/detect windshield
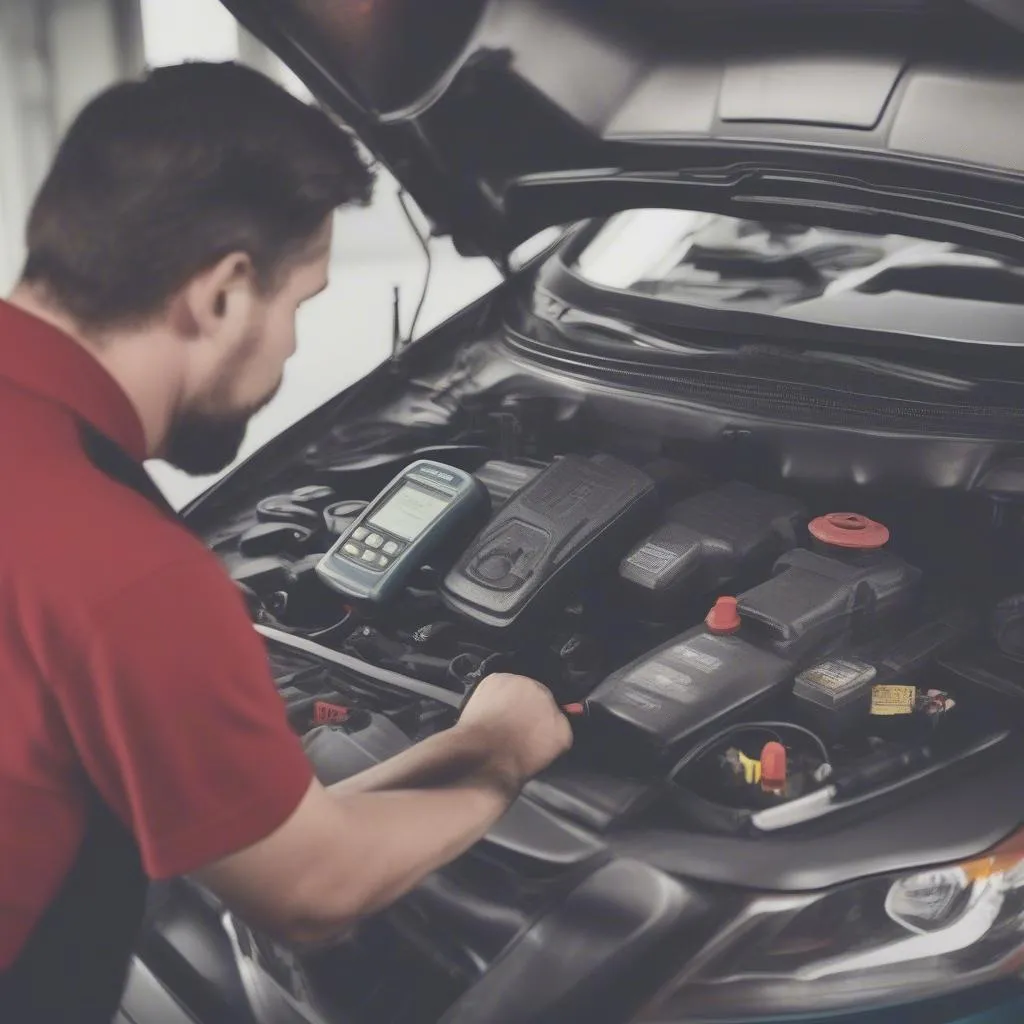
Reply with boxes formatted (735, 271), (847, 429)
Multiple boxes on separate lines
(568, 210), (1024, 346)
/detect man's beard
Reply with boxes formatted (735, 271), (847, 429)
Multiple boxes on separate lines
(164, 380), (281, 476)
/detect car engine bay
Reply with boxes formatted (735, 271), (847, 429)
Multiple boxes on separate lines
(170, 326), (1024, 1024)
(204, 422), (1024, 842)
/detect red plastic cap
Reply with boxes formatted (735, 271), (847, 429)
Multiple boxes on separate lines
(761, 741), (788, 788)
(562, 702), (587, 717)
(809, 513), (890, 550)
(314, 701), (350, 725)
(706, 596), (741, 635)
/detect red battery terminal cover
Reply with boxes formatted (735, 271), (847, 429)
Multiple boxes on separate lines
(706, 596), (741, 635)
(809, 513), (890, 550)
(760, 741), (788, 792)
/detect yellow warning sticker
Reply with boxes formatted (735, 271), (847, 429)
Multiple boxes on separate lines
(871, 684), (917, 716)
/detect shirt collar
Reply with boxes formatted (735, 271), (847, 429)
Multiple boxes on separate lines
(0, 299), (148, 462)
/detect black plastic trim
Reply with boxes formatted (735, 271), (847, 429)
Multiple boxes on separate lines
(439, 859), (712, 1024)
(610, 745), (1024, 891)
(117, 959), (204, 1024)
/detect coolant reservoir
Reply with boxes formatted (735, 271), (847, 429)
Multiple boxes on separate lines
(737, 512), (919, 659)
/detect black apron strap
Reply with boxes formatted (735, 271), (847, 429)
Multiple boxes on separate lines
(0, 789), (148, 1023)
(0, 426), (186, 1023)
(79, 423), (183, 521)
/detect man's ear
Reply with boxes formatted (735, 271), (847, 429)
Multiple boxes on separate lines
(171, 252), (257, 344)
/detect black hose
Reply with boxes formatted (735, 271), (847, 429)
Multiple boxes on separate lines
(255, 625), (463, 709)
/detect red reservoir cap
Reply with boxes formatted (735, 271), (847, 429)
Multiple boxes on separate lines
(809, 513), (890, 550)
(761, 741), (788, 789)
(706, 596), (741, 635)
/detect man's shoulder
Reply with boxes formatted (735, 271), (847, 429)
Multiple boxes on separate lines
(6, 450), (226, 613)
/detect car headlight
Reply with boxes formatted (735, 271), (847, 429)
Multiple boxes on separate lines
(636, 830), (1024, 1021)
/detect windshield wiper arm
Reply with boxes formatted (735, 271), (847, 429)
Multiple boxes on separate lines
(549, 308), (970, 387)
(795, 349), (973, 390)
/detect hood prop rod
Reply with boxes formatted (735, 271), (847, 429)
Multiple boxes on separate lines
(393, 187), (434, 361)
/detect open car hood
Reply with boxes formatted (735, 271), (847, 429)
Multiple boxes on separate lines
(219, 0), (1024, 262)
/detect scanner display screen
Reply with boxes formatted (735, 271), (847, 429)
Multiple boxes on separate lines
(368, 485), (449, 542)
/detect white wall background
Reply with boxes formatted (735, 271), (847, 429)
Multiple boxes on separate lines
(0, 0), (143, 289)
(139, 0), (239, 65)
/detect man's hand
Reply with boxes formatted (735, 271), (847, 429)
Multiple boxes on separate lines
(456, 673), (574, 790)
(194, 673), (572, 947)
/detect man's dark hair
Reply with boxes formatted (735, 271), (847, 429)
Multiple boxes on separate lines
(22, 61), (375, 330)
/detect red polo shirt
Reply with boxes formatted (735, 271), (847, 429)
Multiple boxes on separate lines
(0, 300), (313, 968)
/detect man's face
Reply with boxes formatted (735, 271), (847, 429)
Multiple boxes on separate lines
(165, 222), (333, 475)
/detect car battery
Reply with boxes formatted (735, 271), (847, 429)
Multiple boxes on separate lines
(619, 482), (805, 609)
(587, 625), (795, 761)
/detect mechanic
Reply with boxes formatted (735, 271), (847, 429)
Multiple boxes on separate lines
(0, 62), (572, 1023)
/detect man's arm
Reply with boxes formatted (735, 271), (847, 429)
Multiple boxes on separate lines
(58, 550), (570, 950)
(195, 723), (511, 945)
(327, 730), (500, 797)
(328, 718), (513, 799)
(194, 674), (571, 946)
